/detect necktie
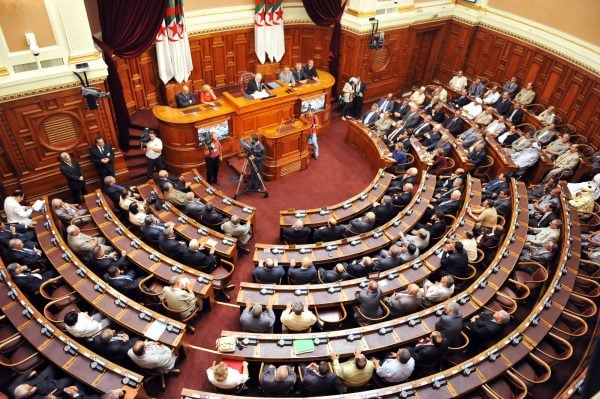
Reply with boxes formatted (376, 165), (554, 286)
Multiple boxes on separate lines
(380, 100), (388, 112)
(389, 129), (402, 142)
(509, 110), (517, 120)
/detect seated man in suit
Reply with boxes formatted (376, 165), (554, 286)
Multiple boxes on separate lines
(519, 240), (558, 263)
(372, 195), (396, 223)
(162, 275), (202, 318)
(158, 227), (187, 261)
(372, 348), (415, 385)
(331, 348), (375, 391)
(291, 62), (307, 83)
(467, 143), (488, 167)
(435, 168), (466, 192)
(66, 225), (112, 258)
(384, 283), (422, 317)
(392, 183), (414, 209)
(502, 76), (519, 98)
(246, 72), (266, 95)
(104, 265), (143, 300)
(439, 241), (469, 278)
(477, 224), (504, 263)
(157, 169), (191, 192)
(344, 256), (374, 278)
(493, 189), (511, 217)
(320, 263), (351, 283)
(376, 93), (396, 113)
(253, 257), (286, 284)
(373, 244), (404, 272)
(514, 82), (536, 105)
(128, 339), (179, 373)
(51, 198), (91, 226)
(354, 280), (384, 323)
(300, 361), (337, 395)
(91, 328), (136, 360)
(388, 167), (418, 193)
(88, 245), (129, 276)
(421, 190), (461, 223)
(6, 238), (47, 269)
(482, 172), (510, 200)
(417, 210), (448, 240)
(393, 98), (410, 120)
(222, 215), (252, 253)
(526, 219), (562, 247)
(533, 123), (558, 145)
(176, 85), (197, 108)
(543, 144), (581, 182)
(6, 262), (55, 300)
(288, 256), (317, 284)
(313, 217), (345, 242)
(303, 59), (319, 80)
(281, 219), (312, 243)
(362, 103), (381, 127)
(278, 65), (296, 86)
(465, 310), (510, 351)
(402, 104), (422, 129)
(374, 112), (394, 136)
(0, 220), (36, 250)
(343, 211), (376, 236)
(200, 203), (227, 228)
(530, 202), (560, 228)
(183, 192), (205, 221)
(399, 229), (430, 251)
(141, 215), (172, 244)
(103, 175), (140, 207)
(444, 109), (464, 135)
(506, 102), (524, 125)
(240, 298), (276, 333)
(260, 364), (297, 396)
(9, 365), (74, 399)
(435, 302), (463, 347)
(280, 300), (317, 332)
(182, 239), (217, 273)
(410, 330), (448, 368)
(421, 275), (455, 306)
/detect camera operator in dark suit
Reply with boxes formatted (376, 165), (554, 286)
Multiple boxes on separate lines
(247, 134), (265, 191)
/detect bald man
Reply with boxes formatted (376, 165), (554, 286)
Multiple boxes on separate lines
(246, 72), (266, 95)
(176, 85), (197, 108)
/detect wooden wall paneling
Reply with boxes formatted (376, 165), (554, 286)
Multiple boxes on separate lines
(0, 83), (129, 198)
(139, 47), (162, 108)
(435, 21), (475, 84)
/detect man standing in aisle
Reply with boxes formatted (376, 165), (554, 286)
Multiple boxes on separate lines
(59, 152), (87, 204)
(352, 76), (366, 118)
(89, 137), (115, 185)
(144, 130), (163, 180)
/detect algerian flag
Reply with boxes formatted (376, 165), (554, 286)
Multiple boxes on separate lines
(270, 0), (285, 62)
(254, 0), (267, 64)
(155, 0), (193, 84)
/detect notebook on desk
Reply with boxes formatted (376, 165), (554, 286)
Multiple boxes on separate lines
(293, 338), (315, 355)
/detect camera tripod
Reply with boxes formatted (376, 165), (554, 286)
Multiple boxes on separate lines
(234, 155), (269, 199)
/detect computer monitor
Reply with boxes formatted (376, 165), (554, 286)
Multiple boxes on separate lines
(197, 119), (230, 143)
(301, 94), (326, 113)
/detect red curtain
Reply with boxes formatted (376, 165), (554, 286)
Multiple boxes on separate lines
(301, 0), (347, 88)
(95, 0), (168, 150)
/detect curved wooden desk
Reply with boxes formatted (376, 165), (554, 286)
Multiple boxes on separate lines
(153, 70), (335, 174)
(346, 120), (394, 170)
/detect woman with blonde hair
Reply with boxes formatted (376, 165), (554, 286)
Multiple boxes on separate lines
(200, 83), (217, 105)
(207, 360), (250, 390)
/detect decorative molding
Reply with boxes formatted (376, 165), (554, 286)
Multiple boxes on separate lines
(346, 8), (377, 18)
(68, 50), (102, 65)
(0, 76), (105, 102)
(0, 66), (8, 76)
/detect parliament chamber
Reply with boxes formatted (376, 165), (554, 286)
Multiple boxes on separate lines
(0, 0), (599, 398)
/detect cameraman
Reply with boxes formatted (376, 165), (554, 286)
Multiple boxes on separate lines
(205, 131), (222, 185)
(248, 134), (265, 191)
(144, 130), (164, 180)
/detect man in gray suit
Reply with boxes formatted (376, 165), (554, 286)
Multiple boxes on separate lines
(260, 364), (297, 396)
(240, 298), (276, 333)
(354, 280), (384, 323)
(344, 211), (376, 236)
(384, 284), (421, 316)
(183, 192), (205, 221)
(434, 302), (463, 347)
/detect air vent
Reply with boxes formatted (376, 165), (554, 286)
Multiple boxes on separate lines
(41, 58), (64, 68)
(43, 114), (78, 145)
(376, 9), (386, 15)
(13, 62), (39, 73)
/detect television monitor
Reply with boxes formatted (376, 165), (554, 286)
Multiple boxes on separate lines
(301, 94), (326, 113)
(197, 119), (230, 143)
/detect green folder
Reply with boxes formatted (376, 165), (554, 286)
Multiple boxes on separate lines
(293, 338), (315, 355)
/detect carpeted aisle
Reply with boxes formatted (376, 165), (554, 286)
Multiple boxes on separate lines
(154, 114), (378, 397)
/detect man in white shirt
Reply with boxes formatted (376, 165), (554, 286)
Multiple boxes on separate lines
(144, 131), (164, 179)
(449, 70), (468, 92)
(462, 98), (483, 120)
(4, 190), (33, 227)
(128, 340), (178, 373)
(485, 115), (507, 137)
(64, 311), (108, 339)
(372, 348), (415, 384)
(460, 231), (478, 262)
(482, 86), (500, 105)
(422, 275), (455, 306)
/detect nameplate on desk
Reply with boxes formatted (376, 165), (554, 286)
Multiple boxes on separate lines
(373, 230), (383, 239)
(432, 375), (447, 389)
(378, 325), (393, 335)
(241, 337), (258, 346)
(197, 275), (211, 284)
(435, 306), (445, 316)
(319, 209), (330, 216)
(327, 285), (341, 294)
(372, 183), (379, 190)
(342, 203), (352, 209)
(206, 187), (214, 195)
(325, 244), (338, 251)
(393, 219), (402, 227)
(193, 175), (201, 183)
(41, 324), (55, 338)
(458, 294), (470, 304)
(461, 362), (475, 375)
(122, 374), (141, 388)
(487, 348), (499, 361)
(277, 338), (293, 347)
(90, 358), (107, 372)
(387, 271), (399, 280)
(350, 239), (361, 246)
(115, 226), (124, 235)
(114, 297), (128, 308)
(259, 287), (275, 295)
(177, 216), (188, 224)
(407, 316), (420, 327)
(171, 264), (184, 273)
(508, 332), (522, 345)
(270, 248), (285, 255)
(181, 107), (201, 114)
(242, 207), (254, 214)
(222, 238), (235, 246)
(64, 341), (79, 355)
(399, 386), (415, 399)
(346, 333), (361, 342)
(294, 288), (308, 296)
(222, 198), (232, 206)
(197, 228), (209, 236)
(359, 193), (368, 201)
(298, 247), (311, 254)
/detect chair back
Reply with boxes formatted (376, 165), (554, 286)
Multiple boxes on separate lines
(315, 303), (347, 330)
(354, 300), (390, 326)
(239, 72), (255, 94)
(213, 259), (236, 300)
(473, 156), (494, 179)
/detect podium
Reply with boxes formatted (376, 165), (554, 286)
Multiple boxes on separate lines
(259, 117), (312, 181)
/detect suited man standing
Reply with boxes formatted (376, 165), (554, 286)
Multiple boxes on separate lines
(352, 76), (366, 117)
(246, 72), (266, 95)
(176, 85), (197, 108)
(59, 152), (87, 204)
(89, 137), (115, 184)
(435, 302), (463, 347)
